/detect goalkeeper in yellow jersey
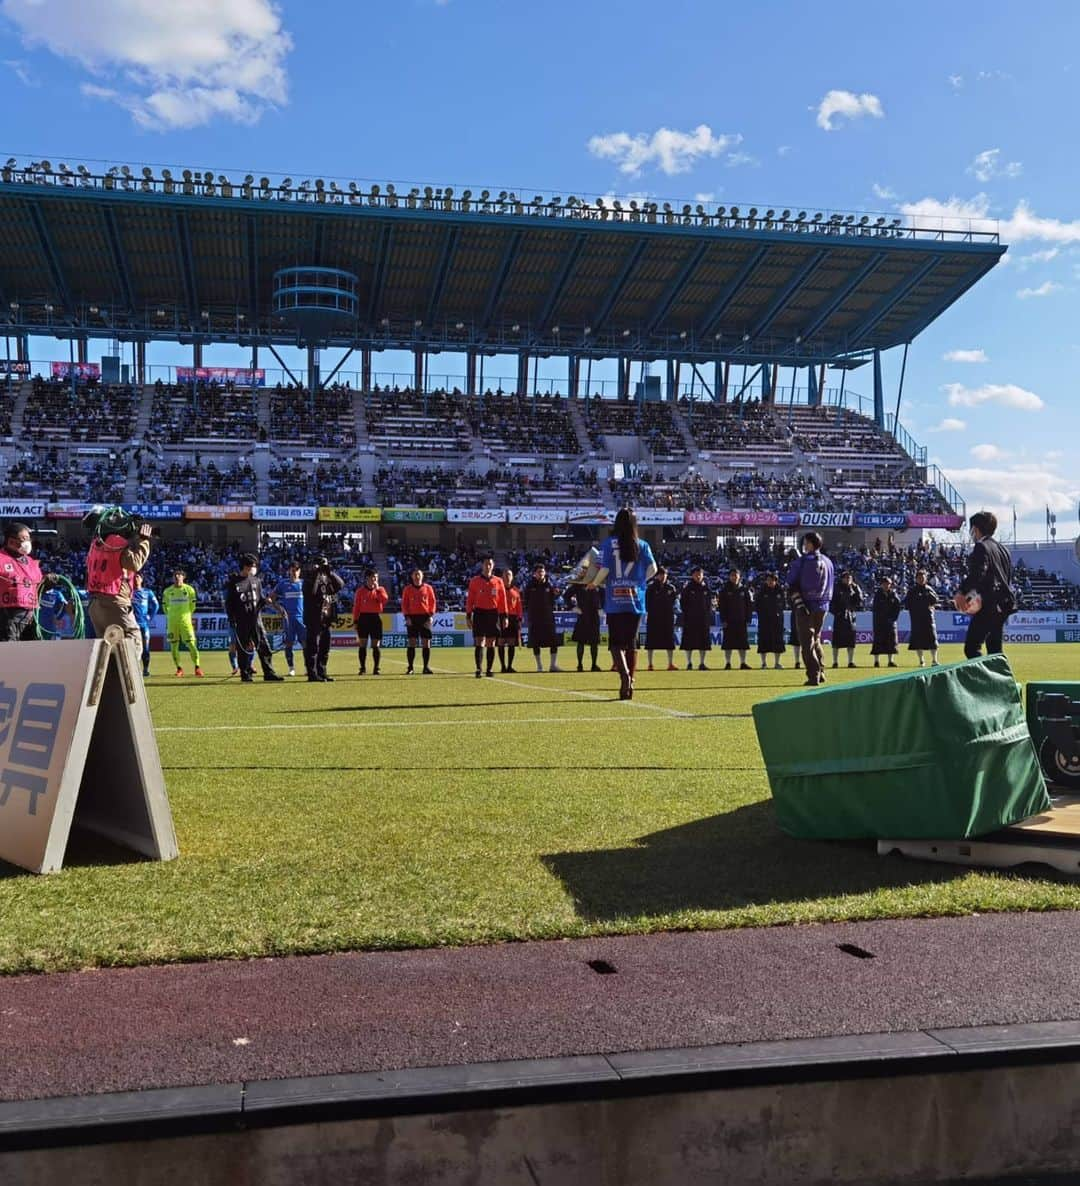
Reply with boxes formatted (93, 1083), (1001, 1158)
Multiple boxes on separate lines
(162, 568), (203, 677)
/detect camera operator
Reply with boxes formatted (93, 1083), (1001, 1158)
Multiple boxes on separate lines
(226, 553), (283, 683)
(303, 555), (344, 682)
(84, 512), (154, 644)
(0, 521), (50, 641)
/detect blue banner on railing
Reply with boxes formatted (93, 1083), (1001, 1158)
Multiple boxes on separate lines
(854, 513), (908, 530)
(129, 503), (186, 520)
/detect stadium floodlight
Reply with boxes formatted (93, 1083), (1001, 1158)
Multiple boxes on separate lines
(279, 178), (292, 200)
(329, 181), (344, 203)
(461, 189), (472, 211)
(88, 305), (99, 315)
(414, 319), (423, 328)
(859, 215), (869, 226)
(44, 303), (54, 313)
(583, 325), (591, 335)
(218, 174), (234, 198)
(794, 334), (802, 344)
(551, 325), (560, 335)
(380, 317), (390, 327)
(715, 206), (726, 220)
(679, 330), (688, 340)
(764, 209), (775, 224)
(622, 328), (631, 337)
(161, 168), (174, 194)
(811, 212), (823, 224)
(781, 209), (791, 221)
(297, 179), (310, 200)
(9, 301), (18, 310)
(2, 158), (14, 184)
(714, 331), (721, 340)
(729, 206), (739, 219)
(57, 163), (72, 185)
(890, 217), (902, 228)
(182, 169), (195, 195)
(348, 181), (360, 205)
(156, 308), (165, 317)
(511, 323), (521, 332)
(314, 179), (326, 203)
(874, 216), (886, 228)
(455, 321), (465, 330)
(203, 172), (216, 196)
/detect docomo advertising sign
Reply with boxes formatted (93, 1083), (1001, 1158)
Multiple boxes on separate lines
(50, 362), (100, 380)
(684, 511), (741, 526)
(316, 507), (381, 523)
(176, 367), (266, 387)
(0, 501), (45, 519)
(184, 505), (252, 521)
(507, 507), (567, 525)
(907, 512), (965, 530)
(799, 511), (855, 528)
(252, 505), (317, 522)
(446, 508), (507, 524)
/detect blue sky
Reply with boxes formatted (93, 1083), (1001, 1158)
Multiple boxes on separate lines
(2, 0), (1078, 537)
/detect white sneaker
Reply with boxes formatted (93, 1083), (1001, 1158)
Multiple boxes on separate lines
(535, 658), (544, 672)
(288, 668), (296, 676)
(550, 661), (561, 672)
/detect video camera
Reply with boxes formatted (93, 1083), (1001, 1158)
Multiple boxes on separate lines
(82, 506), (161, 542)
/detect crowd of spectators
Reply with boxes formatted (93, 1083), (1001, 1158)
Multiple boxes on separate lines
(1015, 561), (1080, 611)
(471, 392), (579, 455)
(585, 398), (685, 458)
(133, 457), (256, 504)
(681, 399), (791, 453)
(366, 386), (473, 453)
(270, 385), (356, 448)
(3, 447), (127, 501)
(267, 460), (369, 504)
(725, 472), (826, 512)
(24, 378), (138, 443)
(148, 381), (259, 444)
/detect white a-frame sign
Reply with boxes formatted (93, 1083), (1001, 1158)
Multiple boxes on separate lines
(0, 626), (178, 874)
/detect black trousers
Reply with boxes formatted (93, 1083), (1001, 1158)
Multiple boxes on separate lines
(305, 623), (331, 677)
(0, 609), (37, 641)
(964, 608), (1007, 659)
(233, 617), (275, 677)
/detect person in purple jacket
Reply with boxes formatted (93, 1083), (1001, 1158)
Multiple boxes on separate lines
(786, 531), (835, 687)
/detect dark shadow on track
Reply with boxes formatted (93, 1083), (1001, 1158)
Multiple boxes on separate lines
(542, 800), (1061, 919)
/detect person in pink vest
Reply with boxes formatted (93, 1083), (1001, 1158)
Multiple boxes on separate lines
(0, 521), (47, 641)
(84, 513), (154, 643)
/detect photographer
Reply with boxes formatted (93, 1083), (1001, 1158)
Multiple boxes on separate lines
(84, 510), (153, 644)
(0, 521), (47, 641)
(303, 555), (344, 682)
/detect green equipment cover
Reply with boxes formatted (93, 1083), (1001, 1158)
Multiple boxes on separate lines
(752, 654), (1049, 840)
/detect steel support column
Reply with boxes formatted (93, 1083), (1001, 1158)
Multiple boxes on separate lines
(413, 348), (424, 394)
(361, 348), (371, 392)
(761, 362), (773, 404)
(667, 360), (676, 403)
(466, 349), (478, 395)
(567, 353), (579, 399)
(807, 364), (820, 408)
(193, 342), (203, 368)
(516, 352), (529, 396)
(76, 337), (88, 364)
(873, 348), (884, 428)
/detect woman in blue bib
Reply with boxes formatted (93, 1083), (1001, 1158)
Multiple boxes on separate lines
(593, 508), (657, 700)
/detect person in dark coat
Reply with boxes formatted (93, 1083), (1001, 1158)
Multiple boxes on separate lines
(904, 569), (940, 667)
(645, 568), (678, 670)
(829, 570), (864, 669)
(226, 553), (284, 684)
(716, 567), (754, 670)
(523, 562), (561, 672)
(755, 572), (786, 669)
(303, 555), (345, 682)
(871, 575), (901, 668)
(958, 510), (1015, 659)
(566, 582), (602, 671)
(679, 566), (715, 670)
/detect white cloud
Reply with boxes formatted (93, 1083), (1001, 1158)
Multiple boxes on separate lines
(928, 417), (967, 432)
(2, 0), (292, 130)
(587, 124), (741, 177)
(693, 192), (716, 204)
(3, 57), (36, 86)
(948, 74), (964, 89)
(945, 462), (1079, 526)
(900, 194), (1080, 245)
(725, 151), (758, 168)
(872, 182), (897, 201)
(944, 382), (1044, 411)
(968, 148), (1022, 182)
(943, 349), (988, 363)
(777, 145), (792, 157)
(1021, 247), (1060, 265)
(970, 443), (1009, 462)
(1017, 281), (1062, 299)
(815, 89), (884, 131)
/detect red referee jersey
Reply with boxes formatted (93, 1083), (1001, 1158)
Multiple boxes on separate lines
(352, 585), (389, 617)
(401, 583), (437, 615)
(466, 573), (507, 614)
(505, 586), (523, 618)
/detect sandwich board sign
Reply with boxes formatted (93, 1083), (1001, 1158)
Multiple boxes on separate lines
(0, 627), (178, 874)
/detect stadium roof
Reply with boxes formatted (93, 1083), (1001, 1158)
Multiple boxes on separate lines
(0, 159), (1005, 367)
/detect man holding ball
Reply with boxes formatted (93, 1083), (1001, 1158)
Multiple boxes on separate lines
(956, 511), (1015, 659)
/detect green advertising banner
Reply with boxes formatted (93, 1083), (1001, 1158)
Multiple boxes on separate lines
(381, 508), (447, 523)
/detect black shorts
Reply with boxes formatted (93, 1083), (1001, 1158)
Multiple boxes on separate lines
(406, 614), (433, 641)
(500, 615), (522, 645)
(354, 613), (383, 642)
(471, 609), (500, 639)
(607, 612), (641, 650)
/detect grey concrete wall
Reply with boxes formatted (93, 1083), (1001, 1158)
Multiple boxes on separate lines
(6, 1061), (1080, 1185)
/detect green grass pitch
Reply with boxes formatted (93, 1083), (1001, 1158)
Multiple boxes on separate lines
(1, 643), (1078, 974)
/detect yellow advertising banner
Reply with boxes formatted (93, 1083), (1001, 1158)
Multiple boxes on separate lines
(0, 632), (177, 874)
(316, 507), (382, 523)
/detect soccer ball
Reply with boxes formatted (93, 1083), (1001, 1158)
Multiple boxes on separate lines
(954, 591), (982, 614)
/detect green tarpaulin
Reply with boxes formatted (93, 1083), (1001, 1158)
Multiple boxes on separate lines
(752, 654), (1049, 840)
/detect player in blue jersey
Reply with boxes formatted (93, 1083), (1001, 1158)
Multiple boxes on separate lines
(37, 580), (69, 640)
(269, 561), (307, 676)
(592, 507), (657, 701)
(131, 572), (160, 677)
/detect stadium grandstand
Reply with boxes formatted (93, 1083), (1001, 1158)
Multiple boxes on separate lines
(2, 152), (1007, 565)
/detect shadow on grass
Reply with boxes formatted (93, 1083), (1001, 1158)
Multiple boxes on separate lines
(542, 799), (974, 919)
(275, 699), (569, 715)
(0, 827), (146, 879)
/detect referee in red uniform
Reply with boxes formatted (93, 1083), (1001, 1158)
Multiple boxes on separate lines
(352, 569), (389, 675)
(465, 556), (508, 679)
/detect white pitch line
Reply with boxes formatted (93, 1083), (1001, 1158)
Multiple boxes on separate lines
(387, 657), (691, 719)
(157, 714), (689, 734)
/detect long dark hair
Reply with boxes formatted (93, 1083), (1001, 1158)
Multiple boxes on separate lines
(612, 507), (639, 563)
